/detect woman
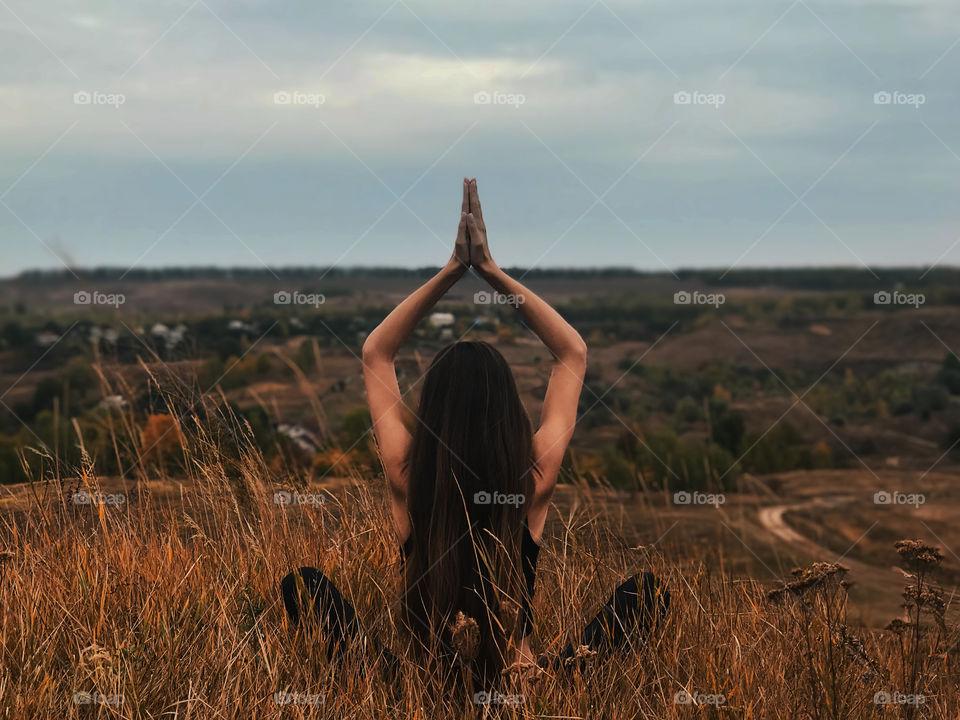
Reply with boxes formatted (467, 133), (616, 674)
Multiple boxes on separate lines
(282, 179), (668, 688)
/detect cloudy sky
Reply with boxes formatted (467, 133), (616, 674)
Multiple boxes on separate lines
(1, 0), (958, 277)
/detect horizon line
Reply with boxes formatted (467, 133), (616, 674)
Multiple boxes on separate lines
(5, 262), (959, 281)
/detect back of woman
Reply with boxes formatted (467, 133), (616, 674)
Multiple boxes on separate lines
(401, 341), (535, 685)
(281, 178), (668, 699)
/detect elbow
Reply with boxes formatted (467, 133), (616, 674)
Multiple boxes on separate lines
(574, 335), (588, 361)
(363, 334), (398, 367)
(557, 335), (587, 378)
(566, 335), (588, 369)
(361, 336), (382, 365)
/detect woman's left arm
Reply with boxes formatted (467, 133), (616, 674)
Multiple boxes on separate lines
(361, 182), (471, 537)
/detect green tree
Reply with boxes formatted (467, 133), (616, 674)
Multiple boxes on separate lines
(711, 406), (745, 455)
(937, 353), (960, 395)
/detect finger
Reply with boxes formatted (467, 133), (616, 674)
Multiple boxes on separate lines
(460, 213), (472, 266)
(468, 179), (483, 225)
(465, 212), (482, 240)
(461, 178), (469, 215)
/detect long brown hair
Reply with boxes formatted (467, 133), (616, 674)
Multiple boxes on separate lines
(401, 341), (535, 686)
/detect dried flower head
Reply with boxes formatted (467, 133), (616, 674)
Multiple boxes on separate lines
(78, 644), (114, 676)
(767, 562), (849, 602)
(448, 611), (480, 662)
(903, 585), (946, 616)
(501, 660), (543, 682)
(499, 597), (520, 638)
(885, 618), (912, 635)
(894, 540), (943, 573)
(563, 645), (597, 667)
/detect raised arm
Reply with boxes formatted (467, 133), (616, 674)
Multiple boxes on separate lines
(464, 179), (586, 541)
(361, 182), (471, 540)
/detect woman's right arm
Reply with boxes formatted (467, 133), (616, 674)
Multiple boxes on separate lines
(362, 184), (471, 541)
(464, 180), (586, 540)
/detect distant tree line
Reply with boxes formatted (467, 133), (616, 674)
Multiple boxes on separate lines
(14, 265), (960, 290)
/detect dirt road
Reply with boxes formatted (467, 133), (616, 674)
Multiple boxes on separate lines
(757, 495), (907, 620)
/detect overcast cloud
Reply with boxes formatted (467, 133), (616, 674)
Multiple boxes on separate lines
(1, 0), (958, 276)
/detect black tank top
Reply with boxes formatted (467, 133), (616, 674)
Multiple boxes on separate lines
(399, 522), (541, 637)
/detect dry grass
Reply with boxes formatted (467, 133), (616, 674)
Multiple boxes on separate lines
(1, 400), (959, 719)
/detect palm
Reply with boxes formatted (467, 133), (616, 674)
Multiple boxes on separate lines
(452, 179), (470, 269)
(465, 179), (493, 270)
